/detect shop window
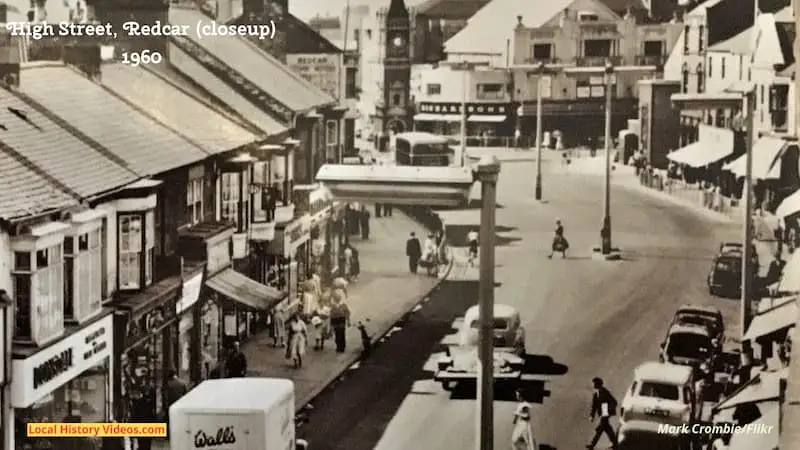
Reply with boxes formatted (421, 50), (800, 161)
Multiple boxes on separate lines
(12, 243), (64, 343)
(220, 171), (251, 232)
(118, 212), (154, 291)
(186, 177), (204, 226)
(64, 228), (102, 323)
(477, 83), (504, 100)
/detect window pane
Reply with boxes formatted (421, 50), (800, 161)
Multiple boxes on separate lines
(13, 275), (31, 339)
(14, 252), (31, 271)
(89, 247), (102, 314)
(146, 211), (154, 247)
(78, 233), (89, 251)
(78, 251), (90, 320)
(186, 181), (193, 205)
(36, 249), (48, 268)
(120, 253), (140, 290)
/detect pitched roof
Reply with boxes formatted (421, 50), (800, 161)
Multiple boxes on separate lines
(600, 0), (647, 14)
(100, 63), (261, 153)
(169, 7), (335, 113)
(445, 0), (573, 56)
(18, 63), (210, 175)
(414, 0), (490, 19)
(708, 27), (753, 53)
(167, 42), (289, 136)
(0, 150), (76, 221)
(0, 87), (138, 199)
(233, 11), (341, 55)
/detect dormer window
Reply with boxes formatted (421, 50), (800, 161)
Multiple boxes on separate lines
(118, 211), (155, 291)
(578, 11), (599, 21)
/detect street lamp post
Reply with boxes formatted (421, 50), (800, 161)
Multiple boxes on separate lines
(534, 62), (545, 201)
(600, 61), (614, 254)
(460, 67), (469, 166)
(740, 89), (756, 335)
(474, 155), (500, 450)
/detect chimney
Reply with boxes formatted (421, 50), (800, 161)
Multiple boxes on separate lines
(516, 15), (523, 28)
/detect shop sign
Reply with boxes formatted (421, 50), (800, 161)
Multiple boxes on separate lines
(283, 214), (311, 257)
(309, 188), (333, 226)
(418, 102), (510, 115)
(12, 314), (113, 407)
(177, 273), (205, 315)
(189, 413), (244, 450)
(286, 53), (341, 99)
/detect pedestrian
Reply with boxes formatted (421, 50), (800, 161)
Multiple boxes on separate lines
(287, 315), (308, 368)
(225, 341), (247, 378)
(360, 205), (371, 239)
(406, 232), (422, 274)
(587, 377), (618, 449)
(357, 320), (372, 356)
(164, 370), (187, 431)
(312, 302), (330, 350)
(375, 202), (382, 218)
(343, 245), (354, 281)
(384, 203), (393, 216)
(511, 402), (536, 450)
(272, 303), (287, 348)
(300, 280), (318, 320)
(351, 247), (361, 281)
(330, 289), (351, 353)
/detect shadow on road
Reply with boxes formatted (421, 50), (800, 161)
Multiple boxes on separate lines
(523, 354), (569, 376)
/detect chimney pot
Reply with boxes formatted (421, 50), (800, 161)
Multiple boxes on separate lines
(517, 15), (522, 25)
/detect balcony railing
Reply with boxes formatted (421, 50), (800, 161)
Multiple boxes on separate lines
(635, 55), (666, 66)
(576, 55), (623, 67)
(523, 57), (561, 65)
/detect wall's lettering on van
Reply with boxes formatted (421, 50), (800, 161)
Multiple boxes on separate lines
(194, 427), (236, 448)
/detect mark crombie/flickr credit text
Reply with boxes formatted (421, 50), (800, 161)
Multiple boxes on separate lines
(27, 423), (167, 437)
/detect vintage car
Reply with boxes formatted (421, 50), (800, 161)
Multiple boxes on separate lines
(671, 305), (725, 349)
(620, 362), (701, 428)
(707, 243), (758, 297)
(659, 323), (716, 379)
(617, 420), (689, 450)
(434, 304), (526, 390)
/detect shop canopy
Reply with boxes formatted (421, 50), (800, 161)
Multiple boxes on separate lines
(467, 115), (506, 123)
(779, 250), (800, 293)
(713, 367), (788, 414)
(776, 188), (800, 218)
(666, 141), (733, 167)
(743, 297), (797, 341)
(413, 113), (462, 122)
(727, 403), (780, 450)
(723, 137), (785, 179)
(206, 268), (286, 311)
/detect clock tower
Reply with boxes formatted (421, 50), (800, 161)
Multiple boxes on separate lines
(383, 0), (411, 134)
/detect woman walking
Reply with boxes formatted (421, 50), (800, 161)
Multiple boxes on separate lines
(330, 288), (351, 353)
(272, 303), (287, 348)
(287, 315), (308, 368)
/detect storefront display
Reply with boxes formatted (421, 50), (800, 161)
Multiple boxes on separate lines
(12, 314), (113, 450)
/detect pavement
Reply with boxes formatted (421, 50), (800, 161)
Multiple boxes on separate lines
(153, 211), (447, 450)
(294, 151), (760, 450)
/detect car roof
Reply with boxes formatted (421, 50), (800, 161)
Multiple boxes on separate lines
(668, 323), (711, 336)
(677, 304), (722, 316)
(635, 362), (693, 384)
(720, 242), (742, 247)
(464, 304), (519, 321)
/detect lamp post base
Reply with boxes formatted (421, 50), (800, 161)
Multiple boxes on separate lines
(534, 175), (542, 201)
(591, 247), (622, 261)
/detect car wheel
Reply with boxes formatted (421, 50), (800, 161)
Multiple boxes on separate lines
(442, 381), (454, 391)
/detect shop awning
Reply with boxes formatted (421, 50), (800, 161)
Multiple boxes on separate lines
(713, 367), (788, 413)
(727, 403), (780, 450)
(413, 113), (462, 122)
(779, 250), (800, 292)
(743, 298), (797, 341)
(467, 115), (506, 123)
(667, 141), (733, 167)
(776, 189), (800, 218)
(206, 268), (286, 311)
(723, 137), (785, 179)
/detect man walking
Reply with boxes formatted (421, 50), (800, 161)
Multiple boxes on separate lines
(406, 232), (421, 274)
(384, 203), (393, 216)
(587, 377), (618, 449)
(225, 341), (247, 378)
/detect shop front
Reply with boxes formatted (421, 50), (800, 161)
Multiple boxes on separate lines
(414, 102), (514, 144)
(175, 271), (204, 384)
(269, 213), (312, 301)
(12, 314), (114, 450)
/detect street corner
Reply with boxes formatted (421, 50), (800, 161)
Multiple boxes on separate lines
(590, 246), (623, 261)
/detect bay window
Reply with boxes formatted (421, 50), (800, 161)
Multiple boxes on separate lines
(118, 211), (155, 291)
(64, 228), (103, 323)
(186, 176), (204, 226)
(13, 242), (64, 344)
(325, 120), (338, 162)
(220, 171), (251, 232)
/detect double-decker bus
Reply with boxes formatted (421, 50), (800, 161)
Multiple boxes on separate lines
(394, 132), (453, 167)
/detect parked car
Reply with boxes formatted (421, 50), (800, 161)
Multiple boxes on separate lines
(707, 243), (758, 297)
(435, 304), (526, 391)
(620, 362), (701, 428)
(659, 323), (716, 380)
(671, 305), (724, 350)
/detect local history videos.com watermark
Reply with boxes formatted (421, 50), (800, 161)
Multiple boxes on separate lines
(658, 423), (775, 436)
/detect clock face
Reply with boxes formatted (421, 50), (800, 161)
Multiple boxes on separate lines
(392, 35), (405, 48)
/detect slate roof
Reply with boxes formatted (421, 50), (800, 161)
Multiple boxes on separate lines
(414, 0), (490, 19)
(18, 63), (210, 176)
(445, 0), (574, 56)
(167, 42), (289, 136)
(708, 27), (753, 53)
(0, 149), (77, 221)
(234, 11), (341, 56)
(0, 87), (138, 199)
(100, 63), (261, 153)
(169, 7), (335, 112)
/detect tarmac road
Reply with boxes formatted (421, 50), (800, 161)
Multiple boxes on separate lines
(299, 158), (743, 450)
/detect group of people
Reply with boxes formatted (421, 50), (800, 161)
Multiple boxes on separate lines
(405, 231), (443, 276)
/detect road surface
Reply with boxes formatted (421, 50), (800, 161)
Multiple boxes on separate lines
(300, 156), (743, 450)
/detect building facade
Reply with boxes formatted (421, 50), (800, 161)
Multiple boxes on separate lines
(382, 0), (414, 135)
(510, 3), (681, 146)
(412, 64), (514, 141)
